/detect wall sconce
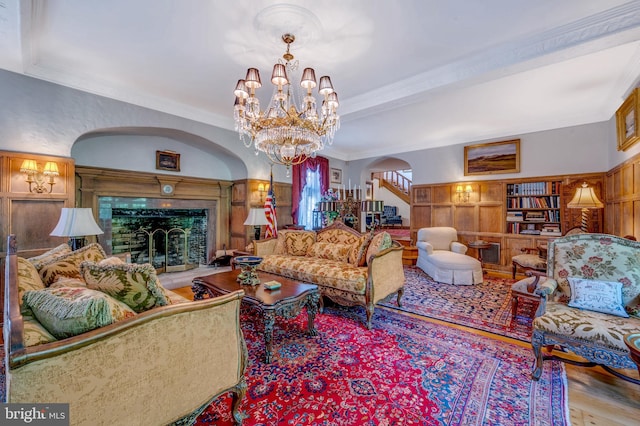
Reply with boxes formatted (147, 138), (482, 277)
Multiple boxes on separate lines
(257, 183), (266, 201)
(456, 184), (472, 202)
(20, 159), (59, 193)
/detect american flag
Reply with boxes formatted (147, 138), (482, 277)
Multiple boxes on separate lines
(264, 170), (277, 239)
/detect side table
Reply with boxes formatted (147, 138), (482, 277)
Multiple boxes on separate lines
(468, 240), (492, 271)
(624, 333), (640, 377)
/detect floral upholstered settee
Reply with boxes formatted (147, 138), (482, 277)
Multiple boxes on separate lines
(252, 221), (405, 329)
(4, 235), (247, 425)
(531, 233), (640, 383)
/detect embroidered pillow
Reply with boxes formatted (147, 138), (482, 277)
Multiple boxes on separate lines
(38, 243), (107, 286)
(23, 287), (136, 339)
(80, 261), (171, 312)
(567, 277), (629, 317)
(349, 232), (375, 267)
(284, 231), (316, 256)
(27, 244), (72, 270)
(365, 232), (393, 264)
(307, 242), (351, 262)
(17, 257), (46, 316)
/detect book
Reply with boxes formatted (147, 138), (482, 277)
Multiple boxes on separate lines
(264, 281), (281, 290)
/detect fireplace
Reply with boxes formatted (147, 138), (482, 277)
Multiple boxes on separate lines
(98, 197), (217, 272)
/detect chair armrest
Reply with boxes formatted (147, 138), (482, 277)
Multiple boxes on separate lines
(451, 241), (468, 254)
(533, 276), (557, 297)
(253, 238), (277, 256)
(416, 241), (433, 255)
(368, 244), (405, 304)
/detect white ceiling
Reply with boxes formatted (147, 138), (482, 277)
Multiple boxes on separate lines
(2, 0), (640, 161)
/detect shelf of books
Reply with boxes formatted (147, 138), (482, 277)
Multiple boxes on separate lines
(506, 180), (562, 236)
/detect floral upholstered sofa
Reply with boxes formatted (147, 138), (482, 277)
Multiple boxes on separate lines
(252, 221), (405, 329)
(4, 235), (247, 425)
(530, 233), (640, 383)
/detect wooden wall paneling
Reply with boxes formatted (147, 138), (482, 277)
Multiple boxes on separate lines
(635, 200), (640, 237)
(10, 199), (67, 254)
(478, 205), (503, 233)
(432, 205), (454, 227)
(432, 185), (451, 203)
(413, 186), (431, 204)
(454, 205), (475, 232)
(479, 181), (503, 202)
(622, 164), (633, 198)
(621, 201), (634, 237)
(411, 205), (431, 229)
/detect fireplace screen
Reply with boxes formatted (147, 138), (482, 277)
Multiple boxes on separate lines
(111, 208), (207, 272)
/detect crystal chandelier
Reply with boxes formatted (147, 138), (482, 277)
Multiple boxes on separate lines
(233, 34), (340, 173)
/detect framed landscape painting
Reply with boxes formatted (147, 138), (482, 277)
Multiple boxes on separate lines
(616, 88), (640, 151)
(464, 139), (520, 176)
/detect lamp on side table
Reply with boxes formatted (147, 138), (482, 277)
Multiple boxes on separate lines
(50, 208), (104, 250)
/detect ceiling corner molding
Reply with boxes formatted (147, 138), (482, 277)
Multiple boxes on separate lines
(341, 2), (640, 121)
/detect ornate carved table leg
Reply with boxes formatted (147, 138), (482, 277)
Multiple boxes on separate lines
(263, 310), (276, 364)
(306, 291), (319, 336)
(191, 283), (208, 301)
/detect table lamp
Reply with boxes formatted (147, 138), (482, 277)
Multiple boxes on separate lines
(361, 200), (384, 230)
(567, 182), (604, 232)
(244, 208), (269, 241)
(50, 208), (104, 250)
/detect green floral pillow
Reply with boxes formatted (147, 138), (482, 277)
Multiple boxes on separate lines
(23, 287), (136, 339)
(27, 244), (72, 270)
(38, 243), (107, 286)
(365, 232), (393, 264)
(80, 261), (171, 313)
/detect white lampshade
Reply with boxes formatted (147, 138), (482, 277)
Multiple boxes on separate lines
(50, 208), (104, 237)
(567, 183), (604, 209)
(243, 208), (269, 226)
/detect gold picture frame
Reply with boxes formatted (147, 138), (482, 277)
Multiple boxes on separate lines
(464, 139), (520, 176)
(616, 88), (640, 152)
(156, 150), (180, 172)
(330, 168), (342, 184)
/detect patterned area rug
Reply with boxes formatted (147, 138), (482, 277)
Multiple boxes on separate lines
(199, 306), (569, 425)
(380, 266), (537, 341)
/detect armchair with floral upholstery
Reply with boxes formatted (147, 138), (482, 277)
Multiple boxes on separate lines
(530, 233), (640, 384)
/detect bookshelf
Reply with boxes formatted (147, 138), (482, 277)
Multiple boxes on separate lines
(506, 180), (562, 236)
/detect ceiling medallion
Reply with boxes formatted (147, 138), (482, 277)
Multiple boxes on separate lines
(233, 33), (340, 174)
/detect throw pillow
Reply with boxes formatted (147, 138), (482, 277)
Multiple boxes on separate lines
(23, 287), (136, 339)
(80, 261), (171, 313)
(38, 243), (107, 286)
(284, 231), (316, 256)
(349, 231), (375, 267)
(27, 244), (72, 270)
(17, 257), (46, 316)
(307, 242), (352, 262)
(365, 232), (393, 264)
(567, 277), (629, 317)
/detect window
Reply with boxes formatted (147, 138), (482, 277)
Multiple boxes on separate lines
(297, 168), (322, 229)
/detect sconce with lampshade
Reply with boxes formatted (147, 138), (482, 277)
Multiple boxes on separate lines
(455, 184), (472, 203)
(50, 208), (104, 250)
(20, 159), (60, 193)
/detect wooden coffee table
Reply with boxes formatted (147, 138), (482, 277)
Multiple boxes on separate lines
(192, 270), (319, 363)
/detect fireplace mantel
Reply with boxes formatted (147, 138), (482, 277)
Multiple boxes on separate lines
(76, 166), (232, 262)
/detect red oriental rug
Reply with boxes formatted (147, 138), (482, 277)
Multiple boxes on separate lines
(198, 306), (568, 425)
(380, 266), (536, 341)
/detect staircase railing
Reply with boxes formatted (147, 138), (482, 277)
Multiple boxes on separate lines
(372, 171), (411, 204)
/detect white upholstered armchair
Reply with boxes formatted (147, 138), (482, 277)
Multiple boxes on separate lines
(416, 227), (483, 285)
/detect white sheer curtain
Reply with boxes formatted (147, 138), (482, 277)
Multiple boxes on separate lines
(297, 168), (322, 230)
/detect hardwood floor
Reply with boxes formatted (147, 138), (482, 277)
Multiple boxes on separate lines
(171, 283), (640, 425)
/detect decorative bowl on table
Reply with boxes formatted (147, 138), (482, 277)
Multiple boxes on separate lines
(234, 256), (263, 286)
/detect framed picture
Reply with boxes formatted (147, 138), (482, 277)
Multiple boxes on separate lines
(464, 139), (520, 176)
(330, 168), (342, 184)
(365, 181), (373, 200)
(616, 88), (640, 151)
(156, 150), (180, 172)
